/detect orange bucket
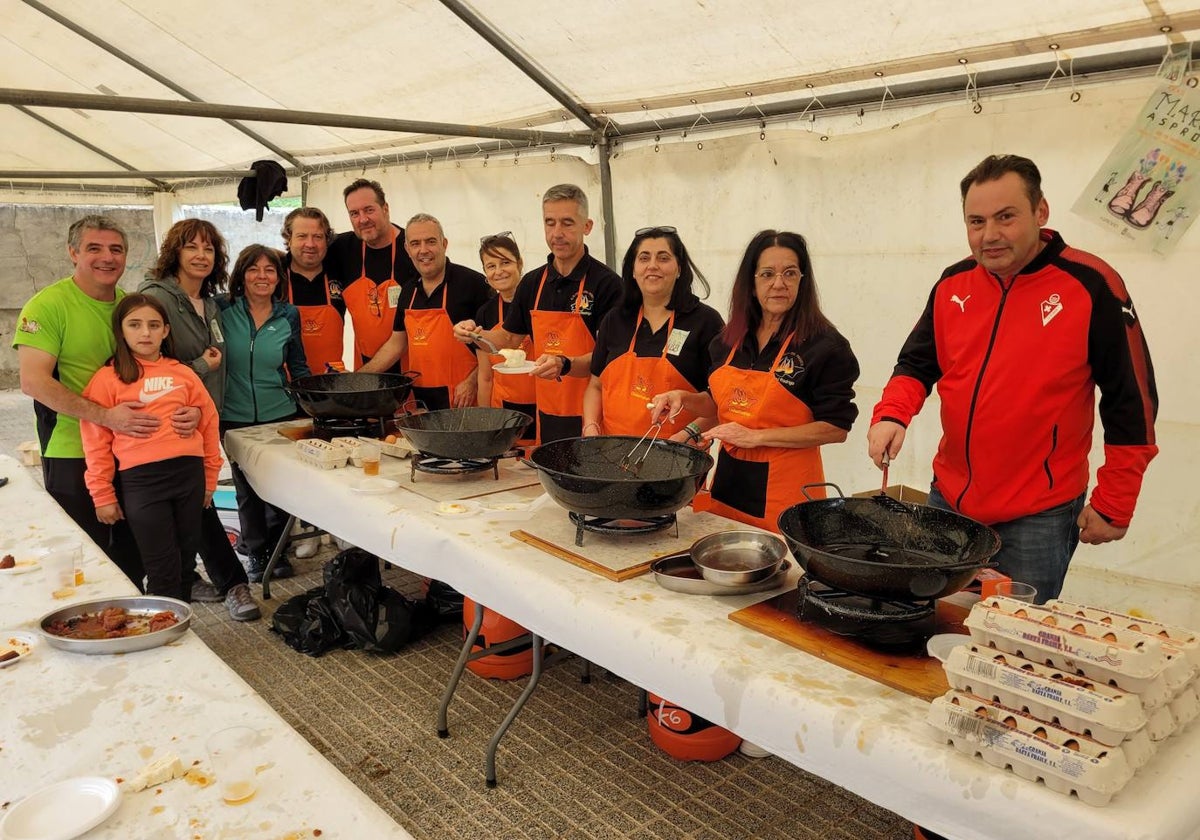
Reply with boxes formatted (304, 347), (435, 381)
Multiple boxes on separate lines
(463, 596), (534, 680)
(646, 692), (741, 761)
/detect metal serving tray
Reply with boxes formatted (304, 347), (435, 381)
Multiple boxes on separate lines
(651, 553), (792, 596)
(38, 596), (191, 654)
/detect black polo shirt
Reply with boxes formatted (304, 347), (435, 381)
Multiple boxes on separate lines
(475, 295), (510, 331)
(391, 261), (493, 330)
(282, 255), (346, 317)
(707, 328), (861, 431)
(590, 298), (725, 391)
(502, 248), (622, 339)
(326, 226), (419, 286)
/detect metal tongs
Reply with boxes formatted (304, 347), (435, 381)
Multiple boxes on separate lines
(470, 331), (501, 355)
(620, 405), (680, 475)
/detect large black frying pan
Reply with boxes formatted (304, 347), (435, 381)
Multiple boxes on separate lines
(392, 408), (532, 459)
(525, 436), (714, 519)
(287, 372), (417, 419)
(777, 483), (1000, 600)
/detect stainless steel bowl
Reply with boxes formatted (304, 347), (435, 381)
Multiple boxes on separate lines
(651, 553), (792, 596)
(690, 531), (788, 585)
(38, 596), (192, 655)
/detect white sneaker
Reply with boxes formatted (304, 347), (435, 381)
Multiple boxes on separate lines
(294, 538), (319, 559)
(738, 740), (771, 758)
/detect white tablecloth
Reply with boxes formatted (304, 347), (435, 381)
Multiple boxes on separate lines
(226, 424), (1200, 840)
(0, 454), (413, 840)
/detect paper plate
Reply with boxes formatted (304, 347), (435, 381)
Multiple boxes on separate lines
(0, 776), (121, 840)
(350, 477), (400, 495)
(492, 361), (536, 375)
(0, 630), (37, 669)
(926, 633), (969, 663)
(0, 559), (40, 576)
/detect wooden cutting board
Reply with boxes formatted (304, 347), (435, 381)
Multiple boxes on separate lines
(277, 422), (314, 441)
(728, 588), (968, 700)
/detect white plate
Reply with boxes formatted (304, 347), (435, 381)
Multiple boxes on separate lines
(492, 361), (537, 375)
(350, 477), (400, 495)
(0, 776), (121, 840)
(0, 559), (40, 576)
(0, 630), (36, 669)
(926, 633), (969, 663)
(435, 500), (480, 517)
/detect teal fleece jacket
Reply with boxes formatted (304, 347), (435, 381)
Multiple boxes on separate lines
(216, 295), (311, 423)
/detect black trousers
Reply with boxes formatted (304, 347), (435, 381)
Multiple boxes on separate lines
(221, 419), (290, 560)
(119, 456), (205, 602)
(196, 504), (249, 595)
(43, 456), (143, 589)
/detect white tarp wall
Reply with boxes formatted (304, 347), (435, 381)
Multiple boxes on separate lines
(286, 78), (1195, 626)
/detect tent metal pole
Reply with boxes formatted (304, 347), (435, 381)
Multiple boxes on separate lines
(0, 170), (259, 179)
(597, 138), (617, 271)
(12, 105), (170, 190)
(0, 181), (156, 196)
(21, 0), (303, 169)
(436, 0), (602, 132)
(0, 89), (595, 147)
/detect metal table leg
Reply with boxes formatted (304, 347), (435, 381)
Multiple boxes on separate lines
(438, 601), (485, 738)
(260, 514), (296, 600)
(486, 633), (563, 788)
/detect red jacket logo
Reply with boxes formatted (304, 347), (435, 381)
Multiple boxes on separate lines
(1040, 293), (1064, 326)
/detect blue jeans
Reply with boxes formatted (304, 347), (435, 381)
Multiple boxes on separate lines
(927, 487), (1085, 604)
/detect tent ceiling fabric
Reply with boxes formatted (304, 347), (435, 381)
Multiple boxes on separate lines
(0, 0), (1196, 194)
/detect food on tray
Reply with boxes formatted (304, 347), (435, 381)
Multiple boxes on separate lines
(385, 434), (398, 444)
(437, 502), (469, 514)
(45, 607), (180, 640)
(0, 554), (14, 569)
(498, 348), (526, 367)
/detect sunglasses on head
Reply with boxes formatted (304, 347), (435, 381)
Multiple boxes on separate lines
(479, 230), (514, 244)
(635, 226), (677, 236)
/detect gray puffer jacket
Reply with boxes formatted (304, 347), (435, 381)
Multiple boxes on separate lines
(138, 276), (227, 411)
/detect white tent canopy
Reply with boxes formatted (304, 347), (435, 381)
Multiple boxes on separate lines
(3, 1), (1199, 626)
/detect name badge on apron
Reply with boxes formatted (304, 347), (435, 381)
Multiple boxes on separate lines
(386, 285), (402, 308)
(665, 328), (689, 356)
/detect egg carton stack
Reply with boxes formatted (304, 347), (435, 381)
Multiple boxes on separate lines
(294, 439), (348, 470)
(926, 596), (1199, 806)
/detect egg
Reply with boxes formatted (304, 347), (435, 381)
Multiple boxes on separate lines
(498, 348), (526, 367)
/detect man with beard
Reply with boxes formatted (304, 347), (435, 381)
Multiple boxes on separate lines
(282, 207), (345, 373)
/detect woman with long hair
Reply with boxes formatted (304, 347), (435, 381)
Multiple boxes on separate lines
(218, 245), (310, 582)
(582, 226), (723, 438)
(651, 230), (859, 532)
(140, 220), (259, 619)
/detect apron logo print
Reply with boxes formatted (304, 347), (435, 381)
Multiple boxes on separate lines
(411, 325), (430, 345)
(726, 387), (758, 417)
(630, 376), (653, 401)
(302, 317), (321, 334)
(1040, 293), (1064, 326)
(774, 353), (804, 386)
(544, 331), (563, 351)
(572, 290), (594, 315)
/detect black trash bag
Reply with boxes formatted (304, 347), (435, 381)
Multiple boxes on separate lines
(270, 585), (346, 656)
(323, 547), (435, 653)
(425, 579), (464, 623)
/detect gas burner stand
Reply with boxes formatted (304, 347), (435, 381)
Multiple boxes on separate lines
(410, 455), (500, 482)
(567, 512), (678, 547)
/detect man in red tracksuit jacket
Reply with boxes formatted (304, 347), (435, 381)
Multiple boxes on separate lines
(868, 154), (1158, 604)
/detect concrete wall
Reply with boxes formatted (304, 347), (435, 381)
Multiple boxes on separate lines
(0, 203), (289, 388)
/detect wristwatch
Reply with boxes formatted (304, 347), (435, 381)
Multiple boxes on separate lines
(558, 355), (572, 376)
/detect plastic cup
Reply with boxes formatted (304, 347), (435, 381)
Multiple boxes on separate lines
(994, 580), (1038, 603)
(43, 542), (81, 597)
(207, 726), (259, 804)
(360, 443), (382, 476)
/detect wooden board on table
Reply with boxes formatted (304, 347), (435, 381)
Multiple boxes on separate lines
(277, 422), (314, 441)
(511, 507), (755, 582)
(728, 588), (968, 700)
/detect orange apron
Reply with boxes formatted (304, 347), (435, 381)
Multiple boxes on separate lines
(529, 268), (594, 444)
(693, 332), (826, 532)
(598, 309), (696, 437)
(342, 236), (401, 368)
(487, 297), (536, 443)
(404, 282), (477, 412)
(286, 269), (344, 372)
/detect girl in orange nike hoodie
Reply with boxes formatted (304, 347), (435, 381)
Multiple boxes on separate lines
(81, 293), (222, 601)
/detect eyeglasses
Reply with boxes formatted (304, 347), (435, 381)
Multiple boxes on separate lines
(635, 226), (677, 236)
(480, 230), (514, 244)
(755, 268), (803, 284)
(366, 286), (381, 317)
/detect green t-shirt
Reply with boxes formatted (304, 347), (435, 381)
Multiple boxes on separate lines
(12, 277), (124, 458)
